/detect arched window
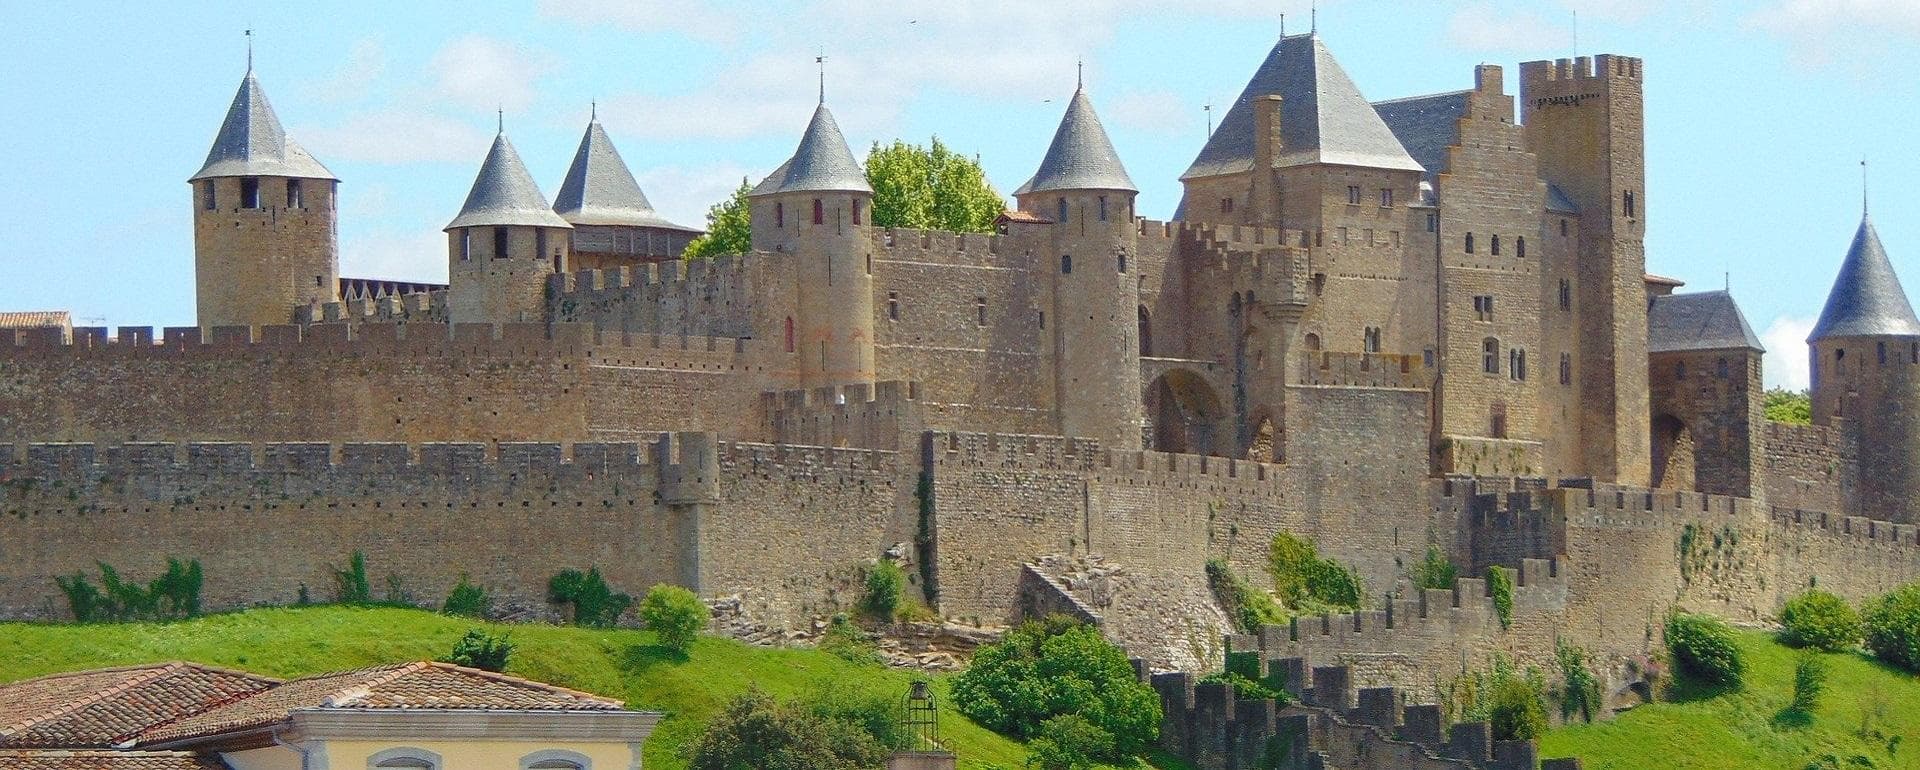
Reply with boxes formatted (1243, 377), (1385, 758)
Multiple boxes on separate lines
(812, 198), (824, 225)
(1465, 232), (1475, 254)
(369, 748), (441, 770)
(784, 317), (795, 353)
(1304, 333), (1321, 351)
(1482, 338), (1499, 374)
(520, 750), (592, 770)
(1061, 254), (1072, 274)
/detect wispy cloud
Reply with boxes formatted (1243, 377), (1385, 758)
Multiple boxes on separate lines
(1747, 0), (1920, 69)
(1447, 3), (1573, 53)
(341, 228), (448, 283)
(634, 162), (759, 230)
(298, 107), (493, 165)
(1106, 89), (1197, 136)
(1761, 315), (1815, 390)
(428, 35), (557, 114)
(307, 38), (386, 104)
(535, 0), (745, 43)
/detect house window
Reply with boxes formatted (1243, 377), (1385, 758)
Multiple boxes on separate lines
(493, 227), (510, 259)
(1482, 338), (1500, 374)
(1491, 235), (1502, 256)
(201, 181), (216, 210)
(1347, 185), (1361, 205)
(852, 199), (862, 225)
(287, 179), (304, 208)
(1560, 353), (1572, 385)
(1380, 188), (1394, 207)
(1426, 213), (1438, 233)
(460, 230), (472, 261)
(1465, 232), (1475, 253)
(1098, 195), (1108, 221)
(976, 297), (987, 326)
(369, 748), (441, 770)
(776, 201), (785, 228)
(784, 317), (795, 353)
(240, 178), (261, 209)
(1516, 236), (1526, 258)
(1558, 279), (1571, 310)
(812, 198), (824, 225)
(1623, 191), (1636, 218)
(1473, 295), (1494, 321)
(520, 750), (592, 770)
(1061, 254), (1072, 274)
(1057, 198), (1068, 222)
(1364, 327), (1382, 352)
(887, 291), (899, 320)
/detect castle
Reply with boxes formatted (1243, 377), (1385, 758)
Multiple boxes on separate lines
(5, 31), (1920, 730)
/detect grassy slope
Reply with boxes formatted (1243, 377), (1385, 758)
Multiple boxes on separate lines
(1541, 631), (1920, 770)
(0, 606), (1191, 770)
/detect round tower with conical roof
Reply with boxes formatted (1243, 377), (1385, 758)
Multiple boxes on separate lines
(748, 103), (875, 388)
(1809, 214), (1920, 523)
(445, 126), (573, 325)
(191, 67), (340, 330)
(1013, 83), (1143, 449)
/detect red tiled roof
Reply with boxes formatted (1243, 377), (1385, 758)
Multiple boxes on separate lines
(0, 312), (70, 330)
(139, 662), (623, 745)
(0, 750), (224, 770)
(996, 210), (1053, 224)
(0, 664), (277, 749)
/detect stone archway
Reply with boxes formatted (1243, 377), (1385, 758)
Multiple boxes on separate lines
(1651, 414), (1696, 491)
(1146, 369), (1226, 455)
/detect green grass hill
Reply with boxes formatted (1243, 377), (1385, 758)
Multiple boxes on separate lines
(1542, 630), (1920, 770)
(0, 605), (1190, 770)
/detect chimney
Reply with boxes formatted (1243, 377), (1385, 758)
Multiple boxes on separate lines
(1253, 95), (1284, 170)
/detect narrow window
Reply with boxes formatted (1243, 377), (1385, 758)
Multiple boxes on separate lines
(1311, 273), (1326, 297)
(240, 178), (261, 209)
(1057, 198), (1068, 223)
(866, 253), (871, 274)
(784, 317), (795, 353)
(1138, 306), (1151, 356)
(201, 181), (216, 210)
(887, 291), (899, 320)
(1491, 235), (1502, 256)
(975, 297), (987, 326)
(1364, 327), (1381, 352)
(1482, 338), (1499, 374)
(315, 275), (324, 287)
(460, 230), (472, 261)
(1117, 254), (1127, 273)
(1039, 311), (1046, 329)
(1560, 353), (1572, 385)
(776, 201), (785, 228)
(1465, 232), (1475, 253)
(1346, 185), (1361, 205)
(1717, 357), (1729, 378)
(1911, 342), (1917, 364)
(1558, 279), (1571, 310)
(812, 198), (824, 225)
(1513, 349), (1527, 380)
(852, 199), (863, 225)
(1516, 236), (1526, 258)
(1623, 191), (1636, 218)
(493, 227), (510, 259)
(1426, 213), (1438, 233)
(1061, 254), (1072, 274)
(535, 229), (547, 265)
(1098, 195), (1108, 221)
(1560, 219), (1569, 236)
(1304, 333), (1321, 350)
(286, 179), (304, 208)
(1879, 341), (1888, 365)
(553, 249), (563, 273)
(1380, 188), (1394, 208)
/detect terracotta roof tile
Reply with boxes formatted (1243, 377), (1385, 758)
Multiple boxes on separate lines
(0, 750), (224, 770)
(0, 663), (276, 749)
(0, 312), (70, 329)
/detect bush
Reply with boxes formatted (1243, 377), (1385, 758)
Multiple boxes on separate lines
(1863, 582), (1920, 673)
(547, 567), (633, 628)
(54, 560), (203, 623)
(818, 614), (881, 665)
(443, 628), (513, 672)
(639, 583), (707, 653)
(1488, 672), (1549, 741)
(1268, 533), (1365, 612)
(1789, 650), (1827, 716)
(1779, 589), (1862, 652)
(951, 616), (1161, 761)
(1666, 612), (1745, 687)
(333, 551), (372, 604)
(442, 574), (491, 619)
(1206, 558), (1287, 633)
(55, 572), (105, 622)
(1413, 546), (1459, 591)
(1488, 566), (1515, 630)
(860, 561), (907, 622)
(1197, 671), (1282, 701)
(687, 689), (889, 770)
(1555, 639), (1603, 723)
(1028, 714), (1113, 770)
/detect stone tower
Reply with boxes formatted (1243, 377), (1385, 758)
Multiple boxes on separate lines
(552, 114), (703, 267)
(1519, 55), (1650, 485)
(748, 102), (875, 388)
(190, 67), (339, 330)
(1809, 214), (1920, 523)
(1013, 83), (1144, 449)
(445, 125), (573, 325)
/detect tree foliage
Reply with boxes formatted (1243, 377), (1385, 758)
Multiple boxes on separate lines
(682, 179), (753, 260)
(687, 689), (891, 770)
(443, 628), (513, 672)
(56, 559), (203, 623)
(1765, 388), (1812, 425)
(548, 567), (633, 628)
(951, 616), (1161, 761)
(1488, 566), (1516, 630)
(333, 551), (372, 604)
(1864, 582), (1920, 673)
(1413, 546), (1460, 591)
(1555, 639), (1603, 723)
(1268, 533), (1364, 612)
(865, 138), (1004, 233)
(639, 583), (708, 654)
(1779, 589), (1862, 653)
(1666, 611), (1746, 687)
(860, 561), (907, 623)
(442, 574), (491, 619)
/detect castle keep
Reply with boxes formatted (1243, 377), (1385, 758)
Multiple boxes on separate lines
(6, 33), (1920, 718)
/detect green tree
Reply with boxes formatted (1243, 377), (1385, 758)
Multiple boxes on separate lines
(442, 574), (491, 619)
(682, 178), (752, 260)
(639, 583), (708, 654)
(1864, 582), (1920, 673)
(950, 617), (1160, 761)
(1779, 588), (1862, 652)
(547, 567), (633, 628)
(1666, 612), (1745, 687)
(1028, 714), (1113, 770)
(860, 561), (907, 623)
(688, 689), (889, 770)
(865, 138), (1004, 233)
(1268, 533), (1365, 612)
(1788, 650), (1827, 716)
(333, 551), (372, 604)
(1764, 388), (1812, 424)
(443, 629), (513, 672)
(1412, 546), (1459, 591)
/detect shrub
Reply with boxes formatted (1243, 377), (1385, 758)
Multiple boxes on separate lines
(1666, 612), (1745, 687)
(1863, 582), (1920, 673)
(1488, 672), (1549, 741)
(1206, 558), (1287, 633)
(149, 559), (203, 619)
(53, 560), (203, 623)
(951, 616), (1161, 760)
(1268, 533), (1365, 612)
(1413, 546), (1459, 591)
(1488, 566), (1515, 630)
(55, 572), (105, 622)
(333, 551), (372, 604)
(818, 614), (881, 665)
(1028, 714), (1113, 770)
(639, 583), (707, 653)
(1197, 671), (1282, 702)
(548, 567), (633, 628)
(442, 574), (491, 618)
(1779, 589), (1862, 652)
(860, 561), (907, 622)
(1555, 639), (1603, 723)
(1789, 650), (1827, 716)
(687, 689), (888, 770)
(443, 629), (513, 672)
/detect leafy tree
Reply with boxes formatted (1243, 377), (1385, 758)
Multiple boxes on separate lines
(1488, 671), (1549, 741)
(1412, 546), (1459, 591)
(860, 561), (907, 622)
(639, 583), (708, 653)
(950, 617), (1160, 761)
(1788, 650), (1827, 716)
(865, 138), (1004, 233)
(682, 179), (752, 260)
(1764, 388), (1812, 425)
(443, 629), (513, 672)
(687, 689), (889, 770)
(1779, 588), (1862, 652)
(1666, 612), (1745, 687)
(1864, 582), (1920, 673)
(548, 567), (633, 628)
(1028, 714), (1113, 770)
(442, 574), (491, 619)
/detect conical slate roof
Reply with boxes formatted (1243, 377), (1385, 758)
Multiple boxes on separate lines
(552, 119), (700, 232)
(751, 104), (871, 196)
(446, 132), (572, 231)
(1183, 34), (1421, 180)
(1014, 87), (1136, 195)
(190, 71), (335, 182)
(1810, 215), (1920, 340)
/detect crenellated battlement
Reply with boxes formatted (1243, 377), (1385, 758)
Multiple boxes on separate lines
(761, 380), (923, 451)
(1520, 54), (1643, 83)
(552, 253), (757, 295)
(0, 322), (757, 363)
(1770, 507), (1920, 548)
(1240, 557), (1568, 654)
(1297, 351), (1435, 389)
(298, 289), (450, 326)
(929, 430), (1285, 486)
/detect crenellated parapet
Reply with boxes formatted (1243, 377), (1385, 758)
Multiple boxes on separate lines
(761, 380), (923, 451)
(1296, 351), (1435, 389)
(929, 431), (1286, 488)
(547, 255), (763, 340)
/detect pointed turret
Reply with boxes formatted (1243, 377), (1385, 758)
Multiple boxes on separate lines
(552, 118), (701, 266)
(191, 71), (335, 182)
(1013, 87), (1136, 195)
(751, 104), (871, 197)
(447, 132), (571, 230)
(1809, 215), (1920, 341)
(445, 125), (572, 325)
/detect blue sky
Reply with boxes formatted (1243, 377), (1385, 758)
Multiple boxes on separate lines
(2, 0), (1916, 390)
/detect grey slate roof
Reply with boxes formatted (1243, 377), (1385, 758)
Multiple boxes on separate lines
(190, 71), (335, 182)
(751, 104), (871, 197)
(446, 132), (572, 231)
(1648, 290), (1764, 353)
(1014, 88), (1137, 195)
(1183, 34), (1421, 180)
(1371, 90), (1468, 182)
(553, 120), (700, 232)
(1810, 215), (1920, 340)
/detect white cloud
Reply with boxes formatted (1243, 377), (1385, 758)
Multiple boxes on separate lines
(1748, 0), (1920, 68)
(535, 0), (744, 42)
(298, 107), (494, 165)
(1106, 90), (1196, 136)
(1557, 0), (1662, 23)
(341, 228), (449, 283)
(1761, 315), (1815, 390)
(634, 162), (759, 230)
(428, 35), (556, 113)
(308, 38), (386, 104)
(1447, 3), (1573, 53)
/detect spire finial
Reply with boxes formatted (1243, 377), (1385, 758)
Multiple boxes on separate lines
(816, 51), (827, 104)
(591, 100), (597, 121)
(1311, 0), (1317, 33)
(245, 28), (253, 72)
(1280, 13), (1286, 37)
(1203, 101), (1213, 137)
(497, 106), (504, 134)
(1863, 156), (1871, 217)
